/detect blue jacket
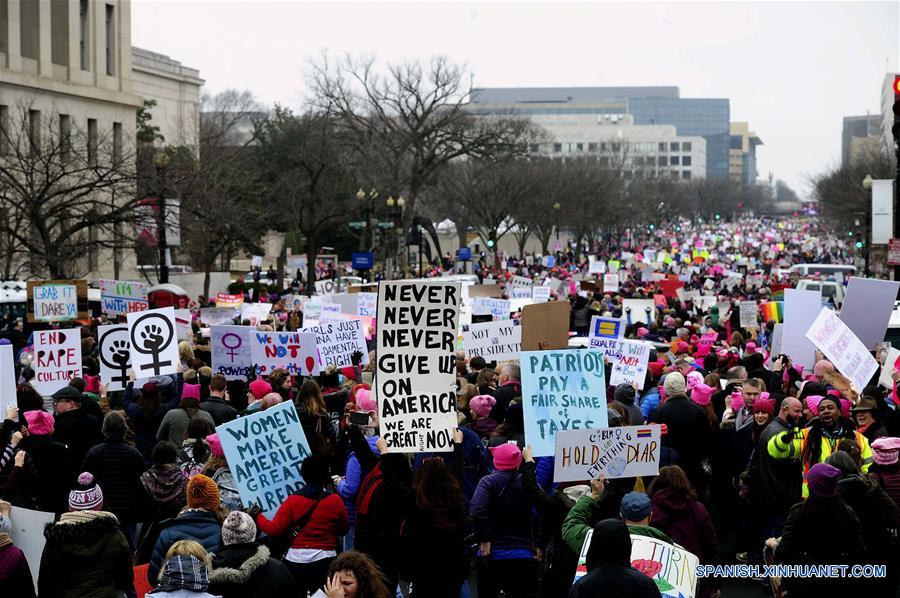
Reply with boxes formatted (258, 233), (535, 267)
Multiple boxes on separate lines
(640, 388), (661, 421)
(337, 435), (380, 526)
(470, 470), (534, 553)
(534, 456), (556, 494)
(412, 427), (487, 501)
(149, 509), (222, 582)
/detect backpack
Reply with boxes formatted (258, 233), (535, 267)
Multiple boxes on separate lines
(356, 462), (384, 518)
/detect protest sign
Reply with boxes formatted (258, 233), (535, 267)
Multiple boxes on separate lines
(99, 279), (149, 316)
(174, 309), (192, 341)
(739, 300), (758, 329)
(510, 286), (532, 300)
(521, 349), (607, 456)
(216, 292), (243, 308)
(127, 307), (179, 378)
(315, 279), (340, 296)
(10, 506), (55, 592)
(200, 307), (240, 326)
(622, 298), (655, 325)
(27, 280), (88, 323)
(511, 274), (534, 287)
(806, 307), (879, 392)
(554, 425), (661, 482)
(302, 319), (369, 368)
(783, 289), (822, 369)
(608, 340), (652, 389)
(376, 281), (459, 452)
(588, 316), (625, 346)
(211, 325), (254, 380)
(303, 298), (340, 324)
(216, 401), (311, 516)
(878, 347), (900, 389)
(357, 292), (377, 317)
(839, 277), (900, 350)
(0, 345), (16, 415)
(472, 297), (511, 321)
(241, 302), (273, 326)
(327, 293), (360, 315)
(696, 332), (719, 357)
(250, 330), (318, 376)
(98, 324), (132, 391)
(468, 284), (503, 298)
(521, 301), (570, 350)
(34, 329), (82, 395)
(462, 320), (522, 362)
(532, 286), (551, 302)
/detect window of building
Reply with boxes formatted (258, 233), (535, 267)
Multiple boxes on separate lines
(80, 0), (89, 70)
(682, 142), (691, 151)
(588, 142), (597, 152)
(576, 143), (583, 152)
(553, 143), (562, 153)
(598, 157), (610, 167)
(646, 156), (656, 166)
(670, 142), (680, 151)
(87, 118), (98, 165)
(59, 114), (71, 161)
(634, 156), (645, 166)
(611, 143), (621, 152)
(0, 0), (7, 54)
(682, 171), (692, 180)
(28, 110), (41, 153)
(730, 135), (742, 150)
(659, 156), (668, 166)
(682, 156), (692, 166)
(20, 0), (39, 60)
(105, 4), (115, 76)
(529, 144), (539, 153)
(670, 156), (680, 166)
(600, 142), (608, 152)
(51, 0), (69, 66)
(113, 122), (122, 167)
(659, 142), (666, 152)
(0, 105), (8, 156)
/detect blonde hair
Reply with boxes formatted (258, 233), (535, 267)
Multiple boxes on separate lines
(178, 341), (195, 363)
(161, 540), (209, 581)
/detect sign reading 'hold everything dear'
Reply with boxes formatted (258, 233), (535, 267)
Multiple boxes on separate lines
(376, 281), (460, 453)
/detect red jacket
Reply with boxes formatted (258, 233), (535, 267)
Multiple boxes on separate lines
(256, 492), (349, 551)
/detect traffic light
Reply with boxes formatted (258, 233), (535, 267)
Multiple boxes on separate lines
(855, 241), (864, 249)
(893, 76), (900, 142)
(486, 239), (495, 248)
(848, 231), (854, 237)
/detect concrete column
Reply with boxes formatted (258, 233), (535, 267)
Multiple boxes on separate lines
(6, 0), (21, 71)
(37, 0), (51, 76)
(67, 0), (79, 80)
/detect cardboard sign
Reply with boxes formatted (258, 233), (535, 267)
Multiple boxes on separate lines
(127, 307), (179, 378)
(27, 280), (88, 323)
(376, 281), (460, 453)
(602, 273), (619, 294)
(554, 425), (661, 482)
(588, 316), (625, 345)
(0, 345), (17, 414)
(357, 292), (377, 317)
(783, 289), (822, 369)
(302, 319), (369, 368)
(98, 324), (132, 392)
(9, 506), (55, 592)
(216, 401), (311, 516)
(532, 286), (551, 303)
(216, 292), (243, 308)
(575, 531), (699, 597)
(472, 297), (511, 321)
(462, 320), (522, 362)
(34, 329), (82, 395)
(839, 277), (900, 350)
(805, 307), (879, 392)
(521, 349), (608, 456)
(211, 325), (253, 380)
(522, 302), (569, 351)
(739, 300), (758, 329)
(200, 307), (240, 326)
(622, 299), (655, 325)
(250, 330), (318, 376)
(99, 279), (149, 316)
(608, 340), (652, 389)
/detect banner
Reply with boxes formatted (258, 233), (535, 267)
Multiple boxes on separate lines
(216, 401), (311, 517)
(126, 306), (179, 378)
(608, 340), (652, 389)
(554, 425), (661, 482)
(696, 332), (718, 357)
(805, 307), (879, 392)
(174, 309), (192, 341)
(27, 280), (88, 323)
(462, 320), (521, 362)
(602, 273), (619, 294)
(376, 281), (460, 453)
(98, 324), (132, 391)
(510, 287), (532, 300)
(739, 300), (758, 329)
(249, 330), (318, 376)
(589, 261), (605, 274)
(357, 292), (377, 317)
(99, 279), (149, 316)
(215, 292), (243, 308)
(521, 349), (607, 457)
(303, 298), (341, 324)
(532, 286), (551, 303)
(783, 289), (822, 369)
(34, 329), (82, 395)
(472, 297), (511, 321)
(211, 325), (253, 380)
(302, 319), (369, 368)
(315, 278), (339, 296)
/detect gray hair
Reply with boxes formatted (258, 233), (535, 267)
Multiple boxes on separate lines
(102, 411), (127, 442)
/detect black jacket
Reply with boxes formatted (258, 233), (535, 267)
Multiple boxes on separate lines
(750, 417), (801, 513)
(53, 409), (100, 478)
(490, 380), (522, 421)
(201, 396), (238, 426)
(16, 434), (71, 513)
(569, 519), (661, 598)
(83, 440), (145, 521)
(651, 394), (712, 485)
(208, 543), (298, 598)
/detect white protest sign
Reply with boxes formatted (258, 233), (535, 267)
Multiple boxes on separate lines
(10, 506), (55, 592)
(608, 340), (652, 390)
(603, 273), (619, 293)
(510, 287), (532, 300)
(211, 325), (253, 380)
(805, 307), (879, 392)
(878, 347), (900, 389)
(174, 308), (193, 341)
(97, 324), (132, 392)
(34, 329), (82, 395)
(376, 281), (460, 453)
(783, 289), (822, 369)
(302, 319), (369, 368)
(127, 307), (179, 378)
(739, 300), (758, 329)
(250, 255), (263, 268)
(622, 299), (655, 325)
(200, 307), (240, 326)
(241, 302), (273, 326)
(216, 401), (311, 517)
(554, 425), (661, 482)
(588, 316), (625, 347)
(32, 282), (78, 322)
(304, 299), (340, 322)
(839, 277), (900, 350)
(472, 297), (511, 321)
(249, 330), (318, 376)
(462, 320), (522, 362)
(0, 345), (17, 413)
(589, 261), (604, 274)
(315, 278), (339, 296)
(532, 286), (551, 303)
(357, 292), (377, 317)
(511, 275), (534, 287)
(99, 279), (149, 316)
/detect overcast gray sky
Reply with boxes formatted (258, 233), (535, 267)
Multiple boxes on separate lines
(132, 1), (898, 198)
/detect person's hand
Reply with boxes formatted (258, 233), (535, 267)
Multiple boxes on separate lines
(0, 499), (10, 517)
(479, 541), (491, 557)
(522, 445), (534, 463)
(324, 573), (344, 598)
(128, 368), (136, 383)
(534, 546), (543, 561)
(99, 383), (107, 398)
(350, 350), (364, 366)
(13, 450), (25, 468)
(453, 428), (463, 445)
(375, 437), (388, 454)
(5, 404), (17, 421)
(772, 356), (783, 371)
(10, 431), (22, 447)
(590, 475), (606, 500)
(765, 537), (779, 550)
(892, 369), (900, 384)
(243, 503), (262, 519)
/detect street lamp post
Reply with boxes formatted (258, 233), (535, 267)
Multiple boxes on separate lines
(153, 150), (171, 284)
(553, 202), (561, 254)
(863, 174), (873, 277)
(385, 196), (405, 277)
(356, 187), (378, 251)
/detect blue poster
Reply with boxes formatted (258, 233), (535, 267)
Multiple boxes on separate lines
(216, 401), (312, 517)
(521, 349), (608, 457)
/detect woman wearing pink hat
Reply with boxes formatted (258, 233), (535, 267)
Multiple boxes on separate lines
(466, 395), (498, 441)
(18, 410), (70, 513)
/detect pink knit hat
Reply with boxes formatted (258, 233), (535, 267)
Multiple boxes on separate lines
(490, 443), (523, 471)
(469, 394), (497, 418)
(753, 398), (775, 415)
(24, 410), (54, 436)
(690, 383), (714, 406)
(872, 437), (900, 465)
(249, 378), (272, 401)
(636, 327), (649, 338)
(356, 388), (376, 412)
(814, 360), (835, 378)
(181, 383), (201, 401)
(83, 374), (101, 394)
(206, 433), (224, 458)
(805, 395), (823, 416)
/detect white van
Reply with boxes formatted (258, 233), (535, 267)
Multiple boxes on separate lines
(788, 264), (857, 278)
(796, 279), (845, 306)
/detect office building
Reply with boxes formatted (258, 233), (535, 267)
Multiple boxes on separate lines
(132, 47), (204, 149)
(842, 115), (880, 166)
(729, 122), (763, 185)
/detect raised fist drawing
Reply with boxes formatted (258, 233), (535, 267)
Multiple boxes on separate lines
(111, 340), (131, 367)
(140, 325), (165, 353)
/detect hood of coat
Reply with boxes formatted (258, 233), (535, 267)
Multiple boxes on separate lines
(43, 510), (121, 557)
(651, 487), (693, 515)
(209, 543), (270, 584)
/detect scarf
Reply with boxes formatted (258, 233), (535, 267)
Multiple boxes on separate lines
(141, 464), (188, 506)
(0, 533), (12, 550)
(150, 554), (209, 593)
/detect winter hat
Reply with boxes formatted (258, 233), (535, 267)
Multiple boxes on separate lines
(69, 472), (104, 511)
(356, 388), (376, 412)
(648, 360), (665, 378)
(636, 327), (649, 339)
(619, 491), (652, 521)
(664, 316), (676, 328)
(469, 394), (497, 418)
(745, 342), (757, 353)
(206, 433), (224, 458)
(806, 463), (841, 498)
(813, 360), (835, 378)
(805, 395), (823, 416)
(249, 378), (272, 401)
(222, 510), (257, 545)
(690, 383), (715, 407)
(753, 398), (775, 416)
(490, 443), (523, 471)
(676, 341), (690, 355)
(52, 385), (82, 403)
(663, 372), (686, 397)
(83, 374), (101, 394)
(187, 474), (221, 511)
(24, 410), (54, 435)
(181, 383), (201, 402)
(871, 437), (900, 465)
(259, 392), (283, 411)
(685, 371), (704, 391)
(613, 384), (636, 404)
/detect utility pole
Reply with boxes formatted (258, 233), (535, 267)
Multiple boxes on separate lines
(893, 75), (900, 281)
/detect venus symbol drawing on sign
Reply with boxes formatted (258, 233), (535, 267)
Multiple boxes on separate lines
(130, 311), (174, 375)
(222, 332), (243, 362)
(99, 326), (131, 387)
